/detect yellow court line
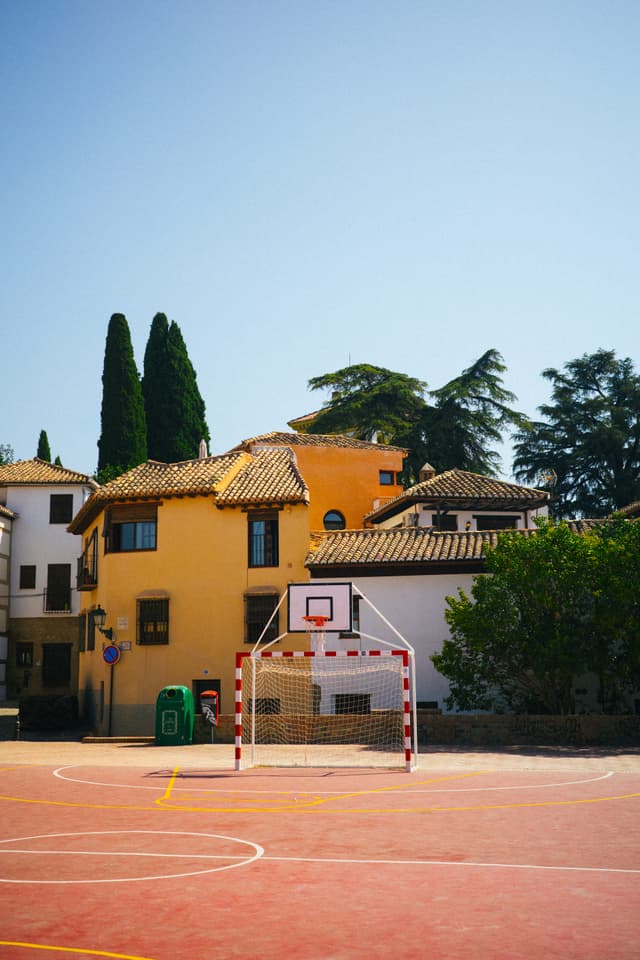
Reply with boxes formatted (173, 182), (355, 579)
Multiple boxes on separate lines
(0, 941), (155, 960)
(0, 794), (159, 812)
(154, 769), (490, 811)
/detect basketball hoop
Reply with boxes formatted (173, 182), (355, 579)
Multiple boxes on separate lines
(302, 614), (329, 652)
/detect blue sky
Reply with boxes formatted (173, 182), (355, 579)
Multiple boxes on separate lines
(2, 0), (639, 478)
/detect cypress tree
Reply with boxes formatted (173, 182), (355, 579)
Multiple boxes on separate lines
(97, 313), (147, 481)
(142, 314), (210, 462)
(142, 313), (173, 461)
(37, 430), (52, 461)
(165, 320), (210, 461)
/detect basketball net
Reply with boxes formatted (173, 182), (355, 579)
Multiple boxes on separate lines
(302, 614), (329, 653)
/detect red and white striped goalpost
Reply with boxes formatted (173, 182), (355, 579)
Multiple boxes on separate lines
(235, 649), (414, 772)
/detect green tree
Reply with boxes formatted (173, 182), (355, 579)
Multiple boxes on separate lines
(142, 314), (210, 462)
(0, 443), (15, 465)
(432, 519), (640, 715)
(307, 364), (427, 444)
(307, 351), (524, 481)
(37, 430), (51, 461)
(406, 350), (526, 479)
(590, 518), (640, 709)
(432, 522), (598, 714)
(97, 313), (147, 482)
(142, 312), (172, 460)
(513, 350), (640, 518)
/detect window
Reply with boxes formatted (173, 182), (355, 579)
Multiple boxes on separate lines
(248, 512), (279, 567)
(49, 494), (73, 524)
(105, 504), (157, 553)
(379, 470), (394, 485)
(474, 515), (519, 531)
(245, 593), (280, 644)
(323, 510), (346, 531)
(45, 564), (71, 612)
(78, 529), (98, 589)
(396, 472), (404, 486)
(42, 644), (71, 687)
(87, 608), (98, 651)
(340, 594), (360, 638)
(16, 643), (33, 667)
(431, 514), (458, 531)
(137, 598), (169, 645)
(334, 693), (371, 714)
(19, 565), (36, 589)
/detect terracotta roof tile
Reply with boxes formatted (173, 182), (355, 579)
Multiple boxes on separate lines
(307, 527), (501, 567)
(365, 468), (549, 521)
(616, 501), (640, 518)
(69, 449), (309, 532)
(308, 519), (608, 569)
(0, 458), (97, 487)
(217, 448), (309, 506)
(97, 454), (242, 499)
(232, 431), (406, 453)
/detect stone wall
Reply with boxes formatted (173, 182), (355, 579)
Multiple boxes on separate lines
(194, 711), (640, 747)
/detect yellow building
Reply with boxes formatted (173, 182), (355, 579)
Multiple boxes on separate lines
(232, 432), (406, 531)
(69, 448), (311, 736)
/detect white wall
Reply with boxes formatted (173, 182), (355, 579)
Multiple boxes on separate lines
(378, 504), (549, 530)
(5, 484), (89, 618)
(314, 573), (478, 712)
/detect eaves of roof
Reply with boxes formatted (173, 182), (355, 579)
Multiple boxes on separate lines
(0, 458), (97, 488)
(307, 519), (606, 572)
(364, 469), (550, 523)
(68, 449), (309, 534)
(231, 431), (407, 453)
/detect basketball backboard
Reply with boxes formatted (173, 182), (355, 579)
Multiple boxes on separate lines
(287, 582), (353, 633)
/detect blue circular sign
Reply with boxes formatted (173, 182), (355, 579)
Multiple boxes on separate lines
(103, 644), (121, 665)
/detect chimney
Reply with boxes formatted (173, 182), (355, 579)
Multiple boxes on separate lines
(419, 462), (436, 482)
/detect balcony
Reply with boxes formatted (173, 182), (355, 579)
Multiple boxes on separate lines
(77, 551), (98, 591)
(43, 588), (72, 613)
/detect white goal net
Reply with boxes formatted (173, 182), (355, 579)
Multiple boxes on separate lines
(235, 651), (414, 770)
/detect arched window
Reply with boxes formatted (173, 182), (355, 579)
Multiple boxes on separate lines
(323, 510), (346, 531)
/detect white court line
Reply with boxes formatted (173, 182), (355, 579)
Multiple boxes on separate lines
(0, 830), (263, 884)
(51, 765), (616, 795)
(1, 835), (637, 882)
(263, 854), (640, 876)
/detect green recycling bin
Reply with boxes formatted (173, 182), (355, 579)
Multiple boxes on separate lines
(155, 686), (194, 745)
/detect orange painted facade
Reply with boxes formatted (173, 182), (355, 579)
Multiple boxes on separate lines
(236, 435), (407, 530)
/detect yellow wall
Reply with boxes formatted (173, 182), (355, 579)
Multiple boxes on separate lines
(287, 445), (405, 529)
(78, 497), (310, 735)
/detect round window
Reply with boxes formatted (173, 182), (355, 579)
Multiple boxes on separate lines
(323, 510), (346, 531)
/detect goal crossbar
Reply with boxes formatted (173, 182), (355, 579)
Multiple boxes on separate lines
(235, 649), (415, 772)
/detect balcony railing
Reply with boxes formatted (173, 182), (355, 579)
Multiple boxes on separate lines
(43, 588), (72, 613)
(77, 552), (98, 591)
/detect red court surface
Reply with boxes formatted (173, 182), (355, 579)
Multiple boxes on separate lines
(0, 741), (639, 960)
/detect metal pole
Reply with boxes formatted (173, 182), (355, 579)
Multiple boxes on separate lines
(108, 663), (114, 737)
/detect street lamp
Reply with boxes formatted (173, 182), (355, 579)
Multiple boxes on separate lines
(94, 605), (113, 640)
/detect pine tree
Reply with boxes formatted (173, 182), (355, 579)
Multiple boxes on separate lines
(142, 314), (210, 462)
(97, 313), (147, 481)
(37, 430), (52, 461)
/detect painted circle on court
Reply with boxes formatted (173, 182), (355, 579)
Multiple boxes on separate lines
(0, 830), (264, 884)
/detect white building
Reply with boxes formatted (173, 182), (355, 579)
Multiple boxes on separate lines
(0, 503), (16, 701)
(306, 468), (551, 711)
(0, 459), (97, 701)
